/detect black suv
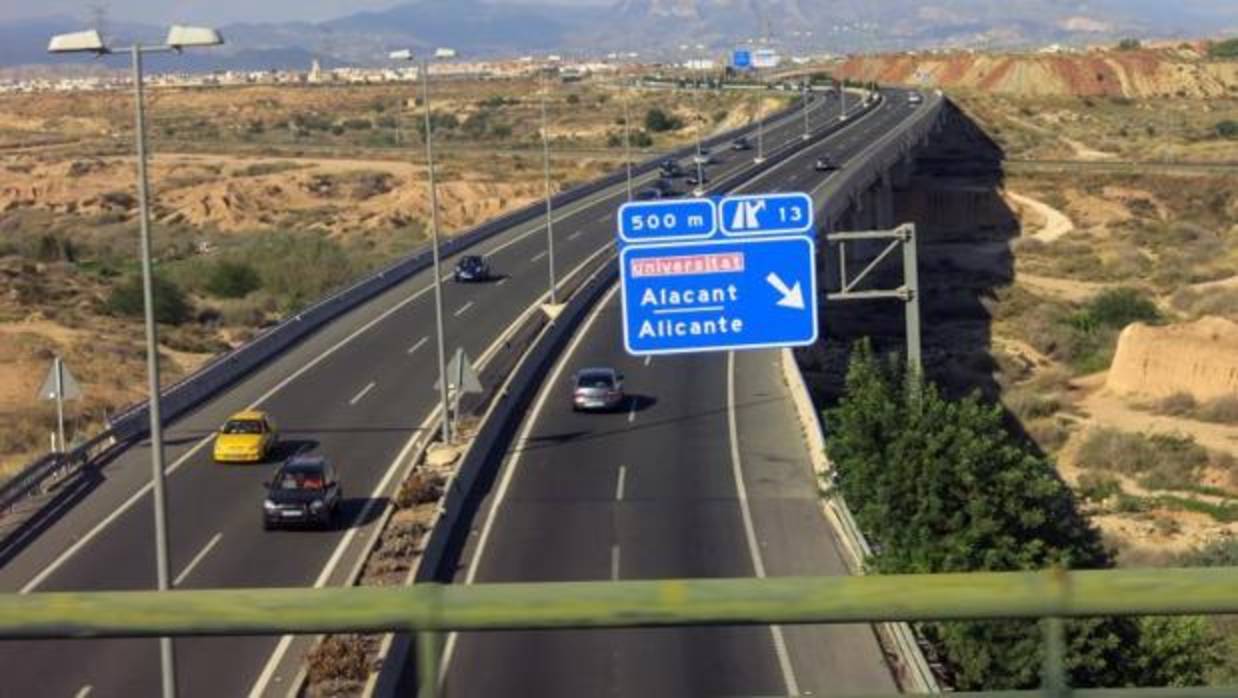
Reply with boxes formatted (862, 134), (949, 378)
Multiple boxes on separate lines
(262, 455), (342, 530)
(454, 255), (491, 282)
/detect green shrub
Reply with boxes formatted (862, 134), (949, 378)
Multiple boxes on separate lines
(1208, 38), (1238, 59)
(644, 107), (683, 132)
(1154, 392), (1197, 416)
(1198, 396), (1238, 424)
(340, 118), (372, 131)
(1076, 472), (1122, 503)
(1216, 121), (1238, 139)
(631, 130), (653, 148)
(1084, 287), (1160, 329)
(205, 261), (261, 299)
(565, 93), (580, 104)
(1117, 38), (1142, 51)
(106, 274), (191, 325)
(1076, 427), (1208, 491)
(1181, 538), (1238, 567)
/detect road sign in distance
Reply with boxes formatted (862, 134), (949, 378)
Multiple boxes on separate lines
(719, 192), (814, 237)
(732, 50), (752, 69)
(617, 198), (717, 245)
(620, 235), (818, 355)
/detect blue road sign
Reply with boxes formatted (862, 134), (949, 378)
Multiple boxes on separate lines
(618, 199), (716, 245)
(719, 192), (814, 237)
(620, 235), (818, 355)
(732, 50), (752, 69)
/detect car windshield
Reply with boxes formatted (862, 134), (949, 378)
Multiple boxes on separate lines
(578, 373), (614, 389)
(276, 466), (326, 490)
(222, 419), (263, 435)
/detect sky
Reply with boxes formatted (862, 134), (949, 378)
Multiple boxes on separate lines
(0, 0), (608, 25)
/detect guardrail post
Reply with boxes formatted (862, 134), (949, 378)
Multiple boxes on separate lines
(417, 630), (441, 698)
(1042, 567), (1070, 698)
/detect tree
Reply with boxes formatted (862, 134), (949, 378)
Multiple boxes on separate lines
(1216, 120), (1238, 139)
(107, 274), (191, 325)
(1207, 38), (1238, 58)
(1117, 38), (1142, 51)
(824, 340), (1219, 689)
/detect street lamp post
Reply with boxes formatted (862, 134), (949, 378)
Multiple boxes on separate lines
(49, 25), (224, 698)
(390, 48), (455, 443)
(539, 68), (559, 306)
(801, 82), (811, 140)
(622, 77), (633, 201)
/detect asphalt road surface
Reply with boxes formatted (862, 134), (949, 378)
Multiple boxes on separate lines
(0, 90), (871, 697)
(441, 93), (924, 697)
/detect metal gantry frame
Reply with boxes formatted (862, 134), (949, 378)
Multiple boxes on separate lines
(826, 222), (922, 374)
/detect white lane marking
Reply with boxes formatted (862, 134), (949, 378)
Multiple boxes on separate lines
(248, 395), (434, 698)
(440, 283), (620, 680)
(173, 532), (222, 587)
(610, 544), (621, 581)
(530, 250), (548, 263)
(727, 352), (800, 697)
(643, 355), (651, 367)
(253, 243), (621, 698)
(596, 213), (610, 224)
(74, 686), (92, 698)
(496, 278), (508, 287)
(615, 465), (626, 502)
(454, 301), (475, 318)
(19, 253), (452, 595)
(407, 337), (429, 355)
(628, 401), (637, 424)
(567, 230), (583, 241)
(349, 381), (377, 406)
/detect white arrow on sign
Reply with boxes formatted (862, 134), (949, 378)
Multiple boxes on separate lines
(766, 272), (805, 310)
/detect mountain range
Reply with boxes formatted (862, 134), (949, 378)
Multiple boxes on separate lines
(2, 0), (1235, 73)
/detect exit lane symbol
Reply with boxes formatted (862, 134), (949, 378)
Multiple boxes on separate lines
(720, 192), (814, 237)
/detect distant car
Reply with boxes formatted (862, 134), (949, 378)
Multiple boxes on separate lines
(731, 136), (752, 151)
(213, 410), (278, 464)
(571, 367), (625, 412)
(814, 156), (838, 172)
(636, 187), (665, 200)
(454, 255), (491, 282)
(659, 160), (685, 178)
(908, 92), (923, 105)
(262, 455), (342, 530)
(686, 172), (709, 186)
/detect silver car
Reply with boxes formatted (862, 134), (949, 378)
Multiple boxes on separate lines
(571, 368), (625, 412)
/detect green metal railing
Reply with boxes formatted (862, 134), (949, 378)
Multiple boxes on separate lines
(3, 568), (1237, 697)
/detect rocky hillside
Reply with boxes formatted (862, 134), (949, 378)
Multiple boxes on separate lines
(833, 47), (1238, 98)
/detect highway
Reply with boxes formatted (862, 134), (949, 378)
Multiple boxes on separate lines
(0, 91), (859, 697)
(442, 94), (924, 696)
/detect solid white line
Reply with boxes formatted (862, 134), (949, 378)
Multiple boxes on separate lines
(610, 544), (621, 581)
(454, 301), (475, 318)
(19, 257), (451, 595)
(652, 305), (724, 316)
(530, 250), (548, 263)
(643, 355), (652, 367)
(173, 532), (222, 587)
(74, 686), (91, 698)
(349, 381), (376, 406)
(567, 231), (583, 241)
(727, 352), (800, 697)
(615, 465), (626, 502)
(440, 283), (620, 680)
(407, 337), (428, 355)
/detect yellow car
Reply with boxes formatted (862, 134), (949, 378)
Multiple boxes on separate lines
(213, 410), (278, 464)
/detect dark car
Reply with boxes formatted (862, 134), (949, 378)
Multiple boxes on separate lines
(636, 187), (665, 200)
(731, 136), (752, 151)
(686, 171), (709, 187)
(454, 255), (491, 282)
(262, 455), (343, 530)
(659, 160), (684, 178)
(814, 156), (838, 171)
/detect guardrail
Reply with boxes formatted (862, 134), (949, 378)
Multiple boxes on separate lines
(3, 568), (1237, 698)
(0, 95), (819, 528)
